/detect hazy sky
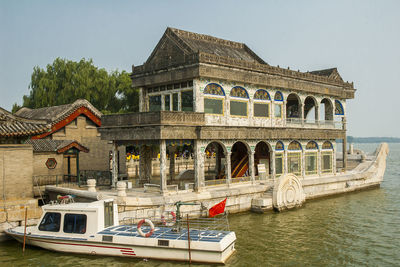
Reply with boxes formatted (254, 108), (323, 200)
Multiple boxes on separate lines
(1, 0), (399, 137)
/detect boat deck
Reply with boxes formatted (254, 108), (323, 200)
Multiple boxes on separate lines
(98, 225), (231, 242)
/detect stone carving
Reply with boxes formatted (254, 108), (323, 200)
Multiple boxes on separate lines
(272, 174), (305, 211)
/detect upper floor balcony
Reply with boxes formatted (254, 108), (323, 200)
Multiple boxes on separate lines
(101, 111), (344, 130)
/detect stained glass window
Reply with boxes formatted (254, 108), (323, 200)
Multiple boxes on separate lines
(322, 151), (333, 173)
(275, 152), (283, 176)
(288, 152), (301, 175)
(274, 91), (283, 101)
(306, 141), (318, 150)
(204, 83), (225, 96)
(335, 100), (344, 115)
(305, 152), (318, 175)
(275, 141), (284, 151)
(230, 86), (249, 98)
(254, 89), (270, 100)
(288, 141), (302, 150)
(322, 141), (333, 149)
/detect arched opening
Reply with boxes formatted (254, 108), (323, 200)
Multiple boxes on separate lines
(288, 140), (302, 176)
(305, 141), (318, 176)
(304, 96), (317, 123)
(254, 142), (271, 177)
(203, 83), (225, 115)
(230, 86), (249, 117)
(204, 142), (226, 185)
(231, 141), (250, 179)
(320, 98), (333, 122)
(335, 100), (344, 115)
(275, 141), (284, 176)
(286, 93), (301, 122)
(321, 141), (333, 174)
(274, 91), (284, 118)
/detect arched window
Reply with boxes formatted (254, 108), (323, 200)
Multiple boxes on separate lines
(230, 86), (249, 117)
(275, 141), (284, 151)
(305, 141), (318, 175)
(321, 141), (333, 173)
(204, 83), (225, 115)
(275, 141), (284, 176)
(288, 141), (302, 150)
(322, 141), (333, 149)
(288, 141), (302, 176)
(274, 91), (284, 118)
(335, 100), (344, 115)
(254, 89), (271, 118)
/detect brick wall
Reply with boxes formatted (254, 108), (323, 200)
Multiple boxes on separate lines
(0, 144), (34, 200)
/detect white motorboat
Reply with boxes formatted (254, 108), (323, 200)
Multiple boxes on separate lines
(6, 198), (236, 264)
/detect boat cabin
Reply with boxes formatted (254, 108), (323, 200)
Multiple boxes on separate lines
(36, 199), (118, 237)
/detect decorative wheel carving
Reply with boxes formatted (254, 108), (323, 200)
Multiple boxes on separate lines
(272, 174), (305, 211)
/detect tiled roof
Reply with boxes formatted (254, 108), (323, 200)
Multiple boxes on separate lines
(25, 139), (89, 153)
(310, 68), (344, 82)
(168, 28), (267, 64)
(0, 107), (50, 137)
(16, 99), (102, 125)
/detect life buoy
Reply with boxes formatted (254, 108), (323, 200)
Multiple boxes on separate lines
(161, 211), (176, 226)
(137, 219), (155, 238)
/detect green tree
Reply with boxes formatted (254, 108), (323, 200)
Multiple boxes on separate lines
(16, 57), (138, 113)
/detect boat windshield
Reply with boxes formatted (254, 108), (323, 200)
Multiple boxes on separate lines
(38, 212), (61, 232)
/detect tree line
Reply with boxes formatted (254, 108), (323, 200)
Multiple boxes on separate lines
(12, 58), (138, 114)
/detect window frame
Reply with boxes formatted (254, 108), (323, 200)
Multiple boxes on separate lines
(275, 152), (284, 176)
(229, 98), (248, 117)
(204, 95), (225, 115)
(38, 212), (61, 232)
(181, 89), (194, 112)
(63, 213), (87, 234)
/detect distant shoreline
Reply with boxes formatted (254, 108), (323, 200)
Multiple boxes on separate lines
(337, 137), (400, 143)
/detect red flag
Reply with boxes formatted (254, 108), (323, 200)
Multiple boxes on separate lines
(209, 198), (227, 218)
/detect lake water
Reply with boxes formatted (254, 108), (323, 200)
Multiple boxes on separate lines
(1, 143), (399, 266)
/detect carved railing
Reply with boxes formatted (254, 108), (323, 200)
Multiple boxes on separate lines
(102, 111), (205, 127)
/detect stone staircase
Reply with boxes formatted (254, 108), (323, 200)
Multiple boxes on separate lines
(251, 187), (274, 213)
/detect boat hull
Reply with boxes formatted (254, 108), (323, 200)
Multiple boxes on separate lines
(6, 229), (235, 264)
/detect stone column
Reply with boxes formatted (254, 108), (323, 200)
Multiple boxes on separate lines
(161, 94), (165, 111)
(111, 141), (118, 188)
(342, 117), (347, 170)
(139, 145), (152, 185)
(168, 146), (176, 181)
(315, 104), (320, 126)
(178, 92), (182, 111)
(225, 152), (232, 185)
(160, 140), (167, 193)
(271, 151), (276, 180)
(249, 150), (255, 183)
(194, 140), (205, 191)
(300, 103), (305, 126)
(284, 149), (288, 174)
(283, 100), (287, 125)
(301, 150), (306, 178)
(318, 149), (322, 176)
(333, 144), (337, 174)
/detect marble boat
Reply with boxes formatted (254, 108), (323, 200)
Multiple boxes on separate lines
(6, 199), (236, 264)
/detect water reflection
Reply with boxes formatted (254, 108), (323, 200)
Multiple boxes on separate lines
(0, 143), (399, 266)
